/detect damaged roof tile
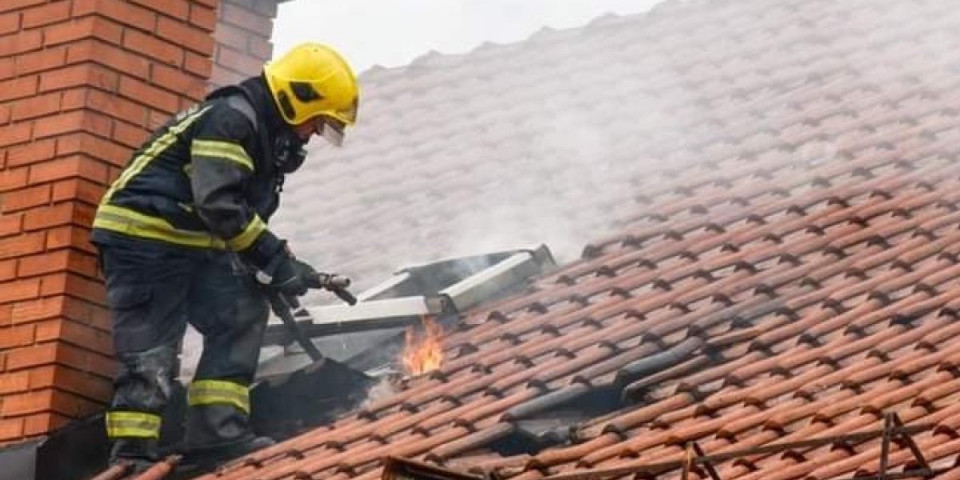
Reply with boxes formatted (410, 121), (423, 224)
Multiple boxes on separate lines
(184, 0), (960, 478)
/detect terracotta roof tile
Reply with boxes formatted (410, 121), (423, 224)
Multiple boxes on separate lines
(173, 0), (960, 479)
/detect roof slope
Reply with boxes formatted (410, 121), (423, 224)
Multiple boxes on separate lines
(202, 0), (960, 479)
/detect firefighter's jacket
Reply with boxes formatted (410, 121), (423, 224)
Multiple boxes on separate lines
(91, 77), (291, 269)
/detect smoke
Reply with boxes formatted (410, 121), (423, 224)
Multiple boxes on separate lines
(360, 373), (402, 408)
(180, 1), (960, 380)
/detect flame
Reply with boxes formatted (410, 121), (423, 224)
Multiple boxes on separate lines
(401, 316), (444, 376)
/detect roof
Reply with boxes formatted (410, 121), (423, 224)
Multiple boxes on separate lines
(197, 0), (960, 479)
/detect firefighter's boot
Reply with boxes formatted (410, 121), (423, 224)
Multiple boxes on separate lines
(182, 390), (275, 468)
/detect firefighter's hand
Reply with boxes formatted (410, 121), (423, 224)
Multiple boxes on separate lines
(269, 257), (318, 297)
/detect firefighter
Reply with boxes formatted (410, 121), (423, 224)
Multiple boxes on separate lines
(90, 42), (358, 469)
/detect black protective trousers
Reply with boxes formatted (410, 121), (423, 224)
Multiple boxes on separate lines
(99, 236), (269, 456)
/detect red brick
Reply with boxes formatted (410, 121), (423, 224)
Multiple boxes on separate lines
(44, 15), (122, 47)
(50, 388), (103, 417)
(24, 203), (72, 231)
(188, 3), (217, 31)
(57, 298), (110, 333)
(151, 62), (206, 100)
(117, 74), (180, 113)
(0, 12), (21, 36)
(156, 15), (214, 56)
(0, 166), (28, 192)
(112, 119), (150, 148)
(40, 272), (105, 305)
(23, 412), (71, 435)
(66, 38), (148, 79)
(39, 366), (112, 402)
(131, 0), (188, 20)
(10, 92), (62, 122)
(147, 109), (171, 130)
(45, 225), (95, 254)
(0, 57), (12, 81)
(5, 137), (56, 167)
(0, 324), (35, 349)
(0, 214), (20, 239)
(0, 390), (53, 416)
(32, 109), (113, 140)
(26, 364), (55, 387)
(0, 28), (42, 56)
(0, 0), (45, 14)
(34, 318), (112, 356)
(0, 184), (51, 213)
(28, 155), (109, 185)
(36, 63), (87, 92)
(0, 417), (24, 441)
(0, 75), (38, 102)
(38, 63), (119, 93)
(21, 1), (71, 29)
(30, 364), (111, 402)
(23, 202), (95, 232)
(56, 342), (116, 379)
(0, 258), (15, 281)
(52, 178), (106, 206)
(0, 370), (30, 394)
(0, 278), (41, 303)
(59, 87), (86, 110)
(10, 296), (65, 325)
(73, 0), (157, 32)
(17, 250), (69, 277)
(0, 123), (31, 150)
(221, 3), (273, 37)
(123, 29), (183, 66)
(0, 232), (45, 260)
(183, 50), (212, 78)
(0, 256), (13, 276)
(72, 249), (100, 278)
(57, 132), (133, 169)
(87, 88), (148, 126)
(4, 342), (55, 371)
(14, 46), (66, 76)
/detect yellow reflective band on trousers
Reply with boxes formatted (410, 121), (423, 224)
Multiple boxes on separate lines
(188, 380), (250, 414)
(225, 215), (266, 251)
(93, 204), (228, 250)
(191, 139), (255, 171)
(105, 411), (162, 439)
(102, 105), (211, 205)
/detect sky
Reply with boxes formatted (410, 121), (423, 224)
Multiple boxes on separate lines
(271, 0), (668, 73)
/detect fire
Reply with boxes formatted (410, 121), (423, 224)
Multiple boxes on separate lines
(401, 316), (444, 376)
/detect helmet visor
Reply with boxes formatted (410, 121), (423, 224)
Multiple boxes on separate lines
(318, 117), (346, 147)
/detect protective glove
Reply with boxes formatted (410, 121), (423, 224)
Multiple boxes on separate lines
(266, 256), (317, 297)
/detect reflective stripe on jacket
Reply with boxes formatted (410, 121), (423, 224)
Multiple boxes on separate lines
(91, 83), (282, 261)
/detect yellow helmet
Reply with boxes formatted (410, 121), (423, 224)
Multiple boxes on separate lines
(264, 42), (359, 127)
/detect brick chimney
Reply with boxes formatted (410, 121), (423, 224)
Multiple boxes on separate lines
(0, 0), (282, 445)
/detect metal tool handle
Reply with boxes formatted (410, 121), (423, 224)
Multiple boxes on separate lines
(305, 272), (357, 305)
(267, 292), (324, 361)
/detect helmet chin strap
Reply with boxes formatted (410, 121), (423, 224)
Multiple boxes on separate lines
(274, 130), (307, 174)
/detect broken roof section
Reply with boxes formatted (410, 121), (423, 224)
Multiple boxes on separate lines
(195, 0), (960, 479)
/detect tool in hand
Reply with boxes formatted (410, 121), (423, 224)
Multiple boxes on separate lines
(266, 271), (356, 361)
